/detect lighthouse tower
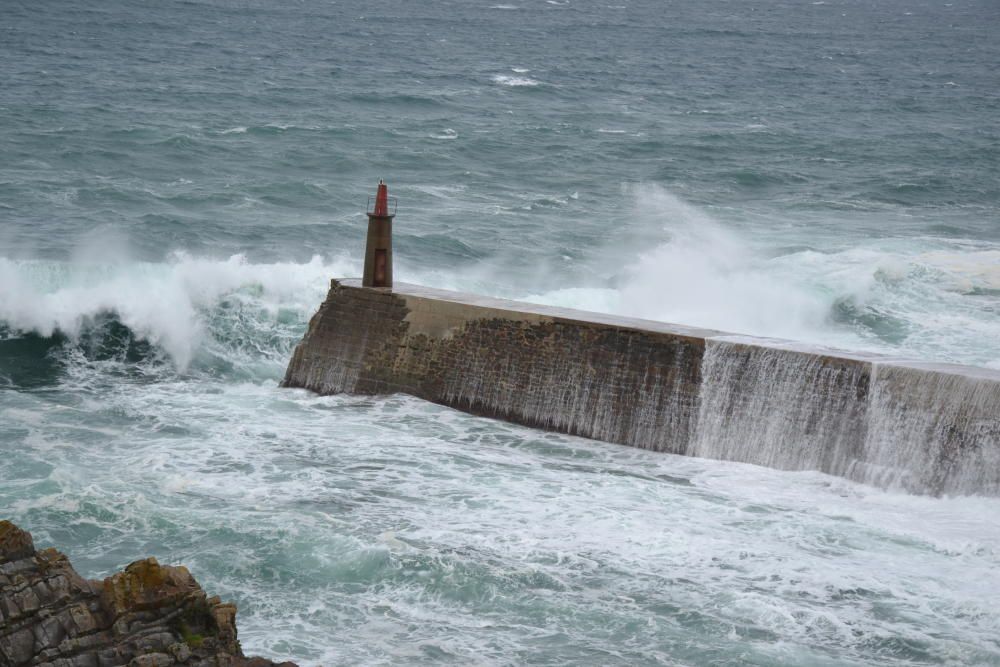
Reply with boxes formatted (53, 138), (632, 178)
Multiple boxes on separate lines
(362, 180), (395, 288)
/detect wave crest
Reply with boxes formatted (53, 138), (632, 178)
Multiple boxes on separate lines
(0, 253), (354, 373)
(492, 74), (540, 87)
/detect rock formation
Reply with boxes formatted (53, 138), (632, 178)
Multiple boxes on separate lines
(0, 521), (297, 667)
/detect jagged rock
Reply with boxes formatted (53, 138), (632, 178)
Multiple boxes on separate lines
(0, 521), (297, 667)
(0, 522), (35, 563)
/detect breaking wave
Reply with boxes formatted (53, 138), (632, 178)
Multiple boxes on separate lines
(524, 186), (1000, 369)
(0, 253), (355, 380)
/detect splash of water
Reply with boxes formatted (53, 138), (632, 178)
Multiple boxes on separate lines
(524, 186), (1000, 368)
(0, 252), (355, 371)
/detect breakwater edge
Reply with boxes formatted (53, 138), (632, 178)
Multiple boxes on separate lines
(284, 279), (1000, 497)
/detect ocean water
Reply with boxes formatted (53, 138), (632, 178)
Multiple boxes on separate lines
(2, 0), (1000, 665)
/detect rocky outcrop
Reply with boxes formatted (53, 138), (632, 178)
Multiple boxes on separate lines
(0, 521), (296, 667)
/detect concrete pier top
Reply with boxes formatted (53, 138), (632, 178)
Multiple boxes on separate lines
(343, 278), (1000, 380)
(342, 278), (724, 340)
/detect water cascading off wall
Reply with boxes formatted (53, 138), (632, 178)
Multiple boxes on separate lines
(858, 363), (1000, 495)
(689, 339), (870, 476)
(689, 340), (1000, 495)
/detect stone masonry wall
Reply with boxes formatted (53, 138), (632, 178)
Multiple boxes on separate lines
(283, 280), (706, 453)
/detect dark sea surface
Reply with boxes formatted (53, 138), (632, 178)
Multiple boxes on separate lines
(2, 1), (1000, 664)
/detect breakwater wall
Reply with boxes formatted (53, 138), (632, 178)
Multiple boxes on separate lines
(282, 279), (1000, 496)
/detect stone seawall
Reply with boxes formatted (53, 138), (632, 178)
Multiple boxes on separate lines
(282, 279), (1000, 496)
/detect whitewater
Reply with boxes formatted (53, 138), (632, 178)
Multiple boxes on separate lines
(3, 0), (1000, 664)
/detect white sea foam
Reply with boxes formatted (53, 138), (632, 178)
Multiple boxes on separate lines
(4, 233), (999, 662)
(5, 385), (999, 664)
(919, 249), (1000, 291)
(519, 185), (1000, 367)
(492, 74), (540, 87)
(0, 252), (355, 370)
(524, 187), (855, 345)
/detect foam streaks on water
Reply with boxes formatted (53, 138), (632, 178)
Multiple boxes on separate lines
(0, 251), (995, 661)
(0, 253), (352, 374)
(4, 380), (1000, 665)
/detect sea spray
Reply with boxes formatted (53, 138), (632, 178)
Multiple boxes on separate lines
(522, 186), (1000, 369)
(523, 187), (875, 354)
(0, 253), (354, 373)
(613, 189), (838, 340)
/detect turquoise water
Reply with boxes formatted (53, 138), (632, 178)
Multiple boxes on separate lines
(2, 0), (1000, 664)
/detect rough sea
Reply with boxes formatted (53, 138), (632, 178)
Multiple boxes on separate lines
(2, 0), (999, 664)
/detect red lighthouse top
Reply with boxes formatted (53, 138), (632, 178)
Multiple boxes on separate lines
(373, 179), (389, 217)
(366, 179), (396, 217)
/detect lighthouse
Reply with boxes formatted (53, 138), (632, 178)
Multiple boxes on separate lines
(362, 179), (395, 288)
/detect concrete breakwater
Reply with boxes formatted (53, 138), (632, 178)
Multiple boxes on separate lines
(283, 279), (1000, 496)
